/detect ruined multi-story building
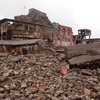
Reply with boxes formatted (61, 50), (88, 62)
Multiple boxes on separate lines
(52, 23), (74, 47)
(0, 8), (58, 41)
(73, 29), (91, 44)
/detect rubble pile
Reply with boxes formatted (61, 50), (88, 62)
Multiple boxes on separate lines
(0, 51), (100, 100)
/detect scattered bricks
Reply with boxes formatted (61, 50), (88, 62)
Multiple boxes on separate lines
(81, 70), (92, 76)
(39, 83), (45, 87)
(16, 47), (23, 55)
(0, 93), (5, 99)
(84, 88), (91, 97)
(0, 50), (99, 99)
(0, 88), (5, 93)
(0, 72), (9, 82)
(60, 67), (67, 75)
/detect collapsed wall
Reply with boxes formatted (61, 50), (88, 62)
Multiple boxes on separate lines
(0, 39), (46, 54)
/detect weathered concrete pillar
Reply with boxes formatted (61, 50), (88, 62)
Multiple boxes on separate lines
(36, 26), (39, 32)
(1, 22), (8, 40)
(28, 25), (30, 31)
(23, 24), (25, 30)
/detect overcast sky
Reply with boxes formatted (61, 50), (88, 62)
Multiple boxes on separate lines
(0, 0), (100, 38)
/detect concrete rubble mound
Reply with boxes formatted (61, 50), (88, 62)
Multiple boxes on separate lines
(0, 48), (100, 99)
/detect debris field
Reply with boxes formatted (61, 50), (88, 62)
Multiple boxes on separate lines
(0, 50), (100, 100)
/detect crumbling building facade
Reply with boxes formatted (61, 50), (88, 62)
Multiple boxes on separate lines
(53, 24), (74, 47)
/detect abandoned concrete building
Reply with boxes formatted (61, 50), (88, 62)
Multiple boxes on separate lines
(0, 18), (51, 40)
(0, 18), (52, 53)
(0, 18), (74, 46)
(73, 29), (91, 44)
(0, 19), (99, 47)
(52, 24), (74, 46)
(73, 29), (100, 44)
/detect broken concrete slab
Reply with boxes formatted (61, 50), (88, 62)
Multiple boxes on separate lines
(69, 55), (100, 65)
(64, 42), (100, 65)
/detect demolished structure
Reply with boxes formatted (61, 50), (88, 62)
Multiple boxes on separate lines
(0, 18), (51, 53)
(73, 29), (91, 44)
(52, 23), (74, 47)
(0, 8), (100, 61)
(0, 8), (100, 100)
(0, 8), (75, 53)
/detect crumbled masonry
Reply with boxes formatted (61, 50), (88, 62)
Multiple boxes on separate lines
(0, 50), (100, 99)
